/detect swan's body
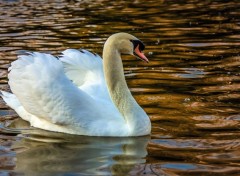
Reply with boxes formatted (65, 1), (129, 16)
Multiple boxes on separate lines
(1, 33), (151, 136)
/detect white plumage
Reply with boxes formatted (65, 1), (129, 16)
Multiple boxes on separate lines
(1, 33), (151, 136)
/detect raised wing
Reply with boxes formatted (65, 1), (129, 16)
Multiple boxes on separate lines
(59, 49), (109, 100)
(8, 52), (100, 125)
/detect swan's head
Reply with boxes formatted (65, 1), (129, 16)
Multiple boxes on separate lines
(105, 33), (149, 63)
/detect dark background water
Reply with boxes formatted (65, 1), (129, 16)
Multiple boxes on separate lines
(0, 0), (239, 175)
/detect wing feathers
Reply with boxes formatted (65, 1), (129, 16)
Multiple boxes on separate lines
(59, 49), (104, 86)
(8, 52), (97, 126)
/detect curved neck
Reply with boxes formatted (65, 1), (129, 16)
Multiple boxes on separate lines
(102, 41), (150, 135)
(103, 43), (136, 120)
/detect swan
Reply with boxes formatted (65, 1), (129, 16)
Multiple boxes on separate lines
(0, 33), (151, 136)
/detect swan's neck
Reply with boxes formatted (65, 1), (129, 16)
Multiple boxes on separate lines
(103, 42), (150, 135)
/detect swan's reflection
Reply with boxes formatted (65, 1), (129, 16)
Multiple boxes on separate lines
(11, 121), (149, 176)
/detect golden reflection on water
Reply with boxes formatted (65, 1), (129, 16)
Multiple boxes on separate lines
(0, 0), (240, 175)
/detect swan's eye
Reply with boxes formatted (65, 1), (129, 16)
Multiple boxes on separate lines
(130, 40), (145, 52)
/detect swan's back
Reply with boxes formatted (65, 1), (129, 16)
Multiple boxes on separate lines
(3, 51), (126, 135)
(9, 52), (96, 125)
(1, 33), (151, 136)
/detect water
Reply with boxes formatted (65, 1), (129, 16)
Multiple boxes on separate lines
(0, 0), (240, 175)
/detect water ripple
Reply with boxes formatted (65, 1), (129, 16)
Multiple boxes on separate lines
(0, 0), (240, 175)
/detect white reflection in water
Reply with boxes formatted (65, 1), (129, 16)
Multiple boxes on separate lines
(12, 127), (149, 176)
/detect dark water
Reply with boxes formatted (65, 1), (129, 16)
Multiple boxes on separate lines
(0, 0), (240, 175)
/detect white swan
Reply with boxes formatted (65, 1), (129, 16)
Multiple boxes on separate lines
(0, 33), (151, 136)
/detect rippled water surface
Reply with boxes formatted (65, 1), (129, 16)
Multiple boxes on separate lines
(0, 0), (240, 175)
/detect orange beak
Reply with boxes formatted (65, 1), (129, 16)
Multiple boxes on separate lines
(134, 45), (149, 63)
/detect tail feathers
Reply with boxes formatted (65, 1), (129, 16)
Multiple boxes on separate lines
(0, 91), (21, 110)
